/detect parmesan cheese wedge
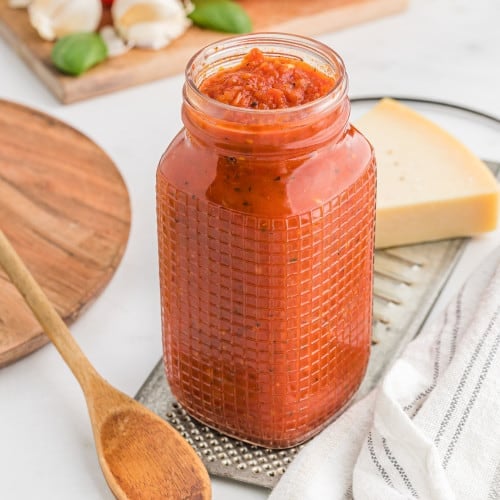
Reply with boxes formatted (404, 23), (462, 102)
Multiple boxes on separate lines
(355, 98), (499, 248)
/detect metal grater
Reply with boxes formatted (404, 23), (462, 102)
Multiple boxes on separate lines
(136, 161), (500, 489)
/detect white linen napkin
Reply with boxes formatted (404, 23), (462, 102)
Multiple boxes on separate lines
(270, 246), (500, 500)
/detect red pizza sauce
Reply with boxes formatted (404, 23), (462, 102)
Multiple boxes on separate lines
(199, 47), (336, 109)
(156, 35), (376, 448)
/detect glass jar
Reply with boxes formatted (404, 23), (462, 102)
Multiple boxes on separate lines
(156, 33), (376, 448)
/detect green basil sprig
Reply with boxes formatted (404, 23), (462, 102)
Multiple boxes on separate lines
(51, 33), (108, 76)
(189, 0), (252, 34)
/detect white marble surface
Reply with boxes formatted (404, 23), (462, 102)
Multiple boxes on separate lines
(0, 0), (499, 498)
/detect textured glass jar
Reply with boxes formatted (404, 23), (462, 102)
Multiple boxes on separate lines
(156, 33), (376, 448)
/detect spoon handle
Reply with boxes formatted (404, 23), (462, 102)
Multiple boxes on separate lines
(0, 230), (99, 391)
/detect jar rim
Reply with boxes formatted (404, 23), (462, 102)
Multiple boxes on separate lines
(184, 32), (348, 118)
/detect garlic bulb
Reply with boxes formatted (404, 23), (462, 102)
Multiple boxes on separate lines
(112, 0), (191, 50)
(28, 0), (102, 42)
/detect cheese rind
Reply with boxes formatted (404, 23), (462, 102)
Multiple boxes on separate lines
(355, 98), (499, 248)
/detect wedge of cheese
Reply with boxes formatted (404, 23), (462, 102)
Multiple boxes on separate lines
(355, 98), (499, 248)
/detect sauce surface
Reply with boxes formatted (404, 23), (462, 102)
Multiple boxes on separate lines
(199, 48), (336, 109)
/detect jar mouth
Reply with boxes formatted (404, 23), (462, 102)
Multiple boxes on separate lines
(184, 32), (348, 119)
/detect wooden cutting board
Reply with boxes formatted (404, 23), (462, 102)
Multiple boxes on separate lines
(0, 99), (131, 367)
(0, 0), (408, 104)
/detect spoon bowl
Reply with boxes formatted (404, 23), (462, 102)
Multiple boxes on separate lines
(0, 230), (211, 500)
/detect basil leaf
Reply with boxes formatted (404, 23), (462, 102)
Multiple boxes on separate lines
(189, 0), (252, 34)
(51, 33), (108, 76)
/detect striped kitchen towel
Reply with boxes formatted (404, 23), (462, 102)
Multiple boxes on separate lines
(270, 246), (500, 500)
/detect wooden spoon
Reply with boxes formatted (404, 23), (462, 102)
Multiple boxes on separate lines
(0, 230), (211, 500)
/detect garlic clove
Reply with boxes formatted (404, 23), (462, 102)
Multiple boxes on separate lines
(123, 20), (185, 49)
(112, 0), (190, 49)
(28, 0), (102, 42)
(99, 25), (133, 57)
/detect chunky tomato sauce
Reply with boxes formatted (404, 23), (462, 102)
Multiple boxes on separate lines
(199, 48), (336, 109)
(157, 44), (375, 448)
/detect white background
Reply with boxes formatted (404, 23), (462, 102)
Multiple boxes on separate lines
(1, 0), (499, 498)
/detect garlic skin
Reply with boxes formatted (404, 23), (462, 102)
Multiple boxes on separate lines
(112, 0), (191, 50)
(28, 0), (102, 42)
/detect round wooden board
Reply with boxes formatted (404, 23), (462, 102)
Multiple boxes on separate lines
(0, 99), (131, 367)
